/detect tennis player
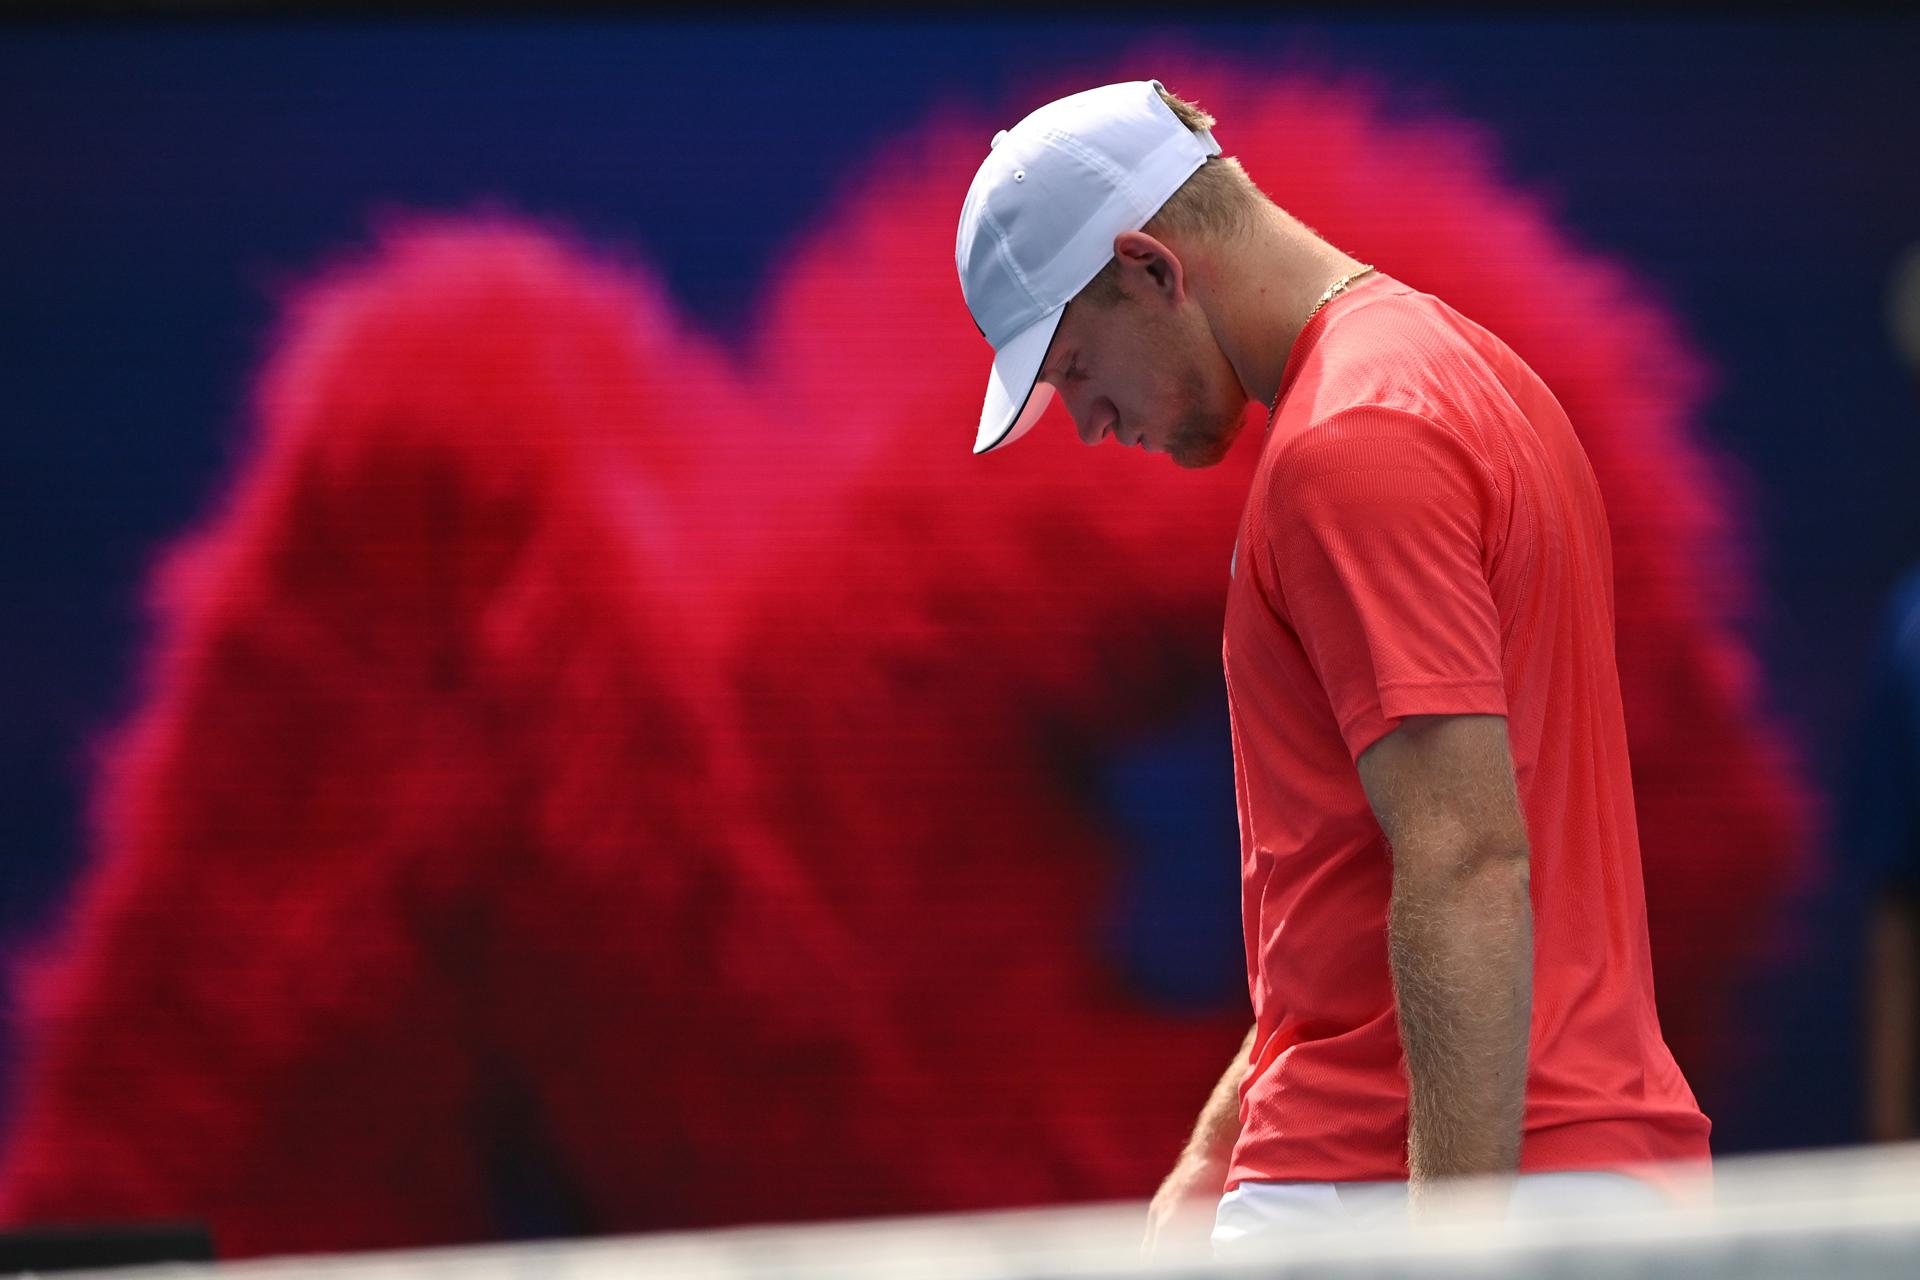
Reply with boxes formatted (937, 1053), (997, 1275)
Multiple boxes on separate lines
(953, 80), (1711, 1255)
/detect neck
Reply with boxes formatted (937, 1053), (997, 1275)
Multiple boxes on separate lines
(1192, 204), (1370, 415)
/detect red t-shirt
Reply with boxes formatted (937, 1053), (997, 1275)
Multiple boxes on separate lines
(1222, 271), (1711, 1188)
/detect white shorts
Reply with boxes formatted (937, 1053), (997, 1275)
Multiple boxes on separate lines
(1212, 1170), (1670, 1259)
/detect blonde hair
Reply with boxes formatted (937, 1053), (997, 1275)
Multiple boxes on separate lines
(1077, 87), (1264, 307)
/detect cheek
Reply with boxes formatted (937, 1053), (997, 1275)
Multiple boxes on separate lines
(1153, 336), (1206, 407)
(1121, 331), (1178, 405)
(1100, 316), (1190, 416)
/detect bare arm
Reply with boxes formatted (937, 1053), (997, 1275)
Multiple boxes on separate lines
(1866, 888), (1919, 1142)
(1356, 713), (1532, 1205)
(1141, 1024), (1254, 1256)
(1178, 1023), (1256, 1169)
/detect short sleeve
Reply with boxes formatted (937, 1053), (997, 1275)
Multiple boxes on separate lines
(1260, 406), (1507, 761)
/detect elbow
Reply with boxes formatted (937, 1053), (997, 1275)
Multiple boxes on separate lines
(1472, 847), (1531, 908)
(1394, 833), (1531, 901)
(1471, 836), (1530, 882)
(1387, 837), (1532, 964)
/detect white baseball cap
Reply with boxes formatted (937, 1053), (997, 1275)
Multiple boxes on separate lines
(955, 79), (1221, 455)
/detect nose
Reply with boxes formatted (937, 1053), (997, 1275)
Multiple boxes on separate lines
(1073, 397), (1118, 447)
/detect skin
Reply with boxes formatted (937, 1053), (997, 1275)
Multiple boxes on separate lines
(1098, 208), (1535, 1251)
(1144, 717), (1533, 1252)
(1362, 714), (1533, 1214)
(1035, 203), (1371, 467)
(1866, 888), (1918, 1142)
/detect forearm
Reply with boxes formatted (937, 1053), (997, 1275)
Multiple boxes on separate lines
(1866, 890), (1919, 1141)
(1177, 1024), (1255, 1168)
(1388, 851), (1532, 1186)
(1142, 1025), (1255, 1254)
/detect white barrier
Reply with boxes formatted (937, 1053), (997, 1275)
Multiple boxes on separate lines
(55, 1143), (1920, 1280)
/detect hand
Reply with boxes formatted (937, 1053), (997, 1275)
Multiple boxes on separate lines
(1140, 1153), (1226, 1260)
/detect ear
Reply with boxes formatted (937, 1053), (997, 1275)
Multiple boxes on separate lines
(1112, 230), (1185, 306)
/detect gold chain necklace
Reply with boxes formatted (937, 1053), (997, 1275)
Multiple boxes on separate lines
(1305, 262), (1376, 327)
(1265, 263), (1377, 431)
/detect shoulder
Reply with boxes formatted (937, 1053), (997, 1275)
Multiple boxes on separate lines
(1315, 282), (1474, 368)
(1872, 564), (1920, 680)
(1888, 565), (1920, 630)
(1258, 405), (1491, 500)
(1279, 283), (1515, 439)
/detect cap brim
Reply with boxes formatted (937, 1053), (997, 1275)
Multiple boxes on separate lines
(973, 308), (1063, 455)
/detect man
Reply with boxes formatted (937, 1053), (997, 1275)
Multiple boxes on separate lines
(953, 80), (1711, 1254)
(1853, 563), (1920, 1146)
(1853, 241), (1920, 1146)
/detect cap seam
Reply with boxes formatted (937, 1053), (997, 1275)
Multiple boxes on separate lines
(1136, 132), (1214, 214)
(978, 200), (1046, 326)
(1042, 128), (1149, 217)
(1031, 142), (1213, 322)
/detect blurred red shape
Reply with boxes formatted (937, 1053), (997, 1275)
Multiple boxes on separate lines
(0, 60), (1809, 1258)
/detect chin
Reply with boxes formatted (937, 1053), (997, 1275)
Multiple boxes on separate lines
(1167, 414), (1245, 470)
